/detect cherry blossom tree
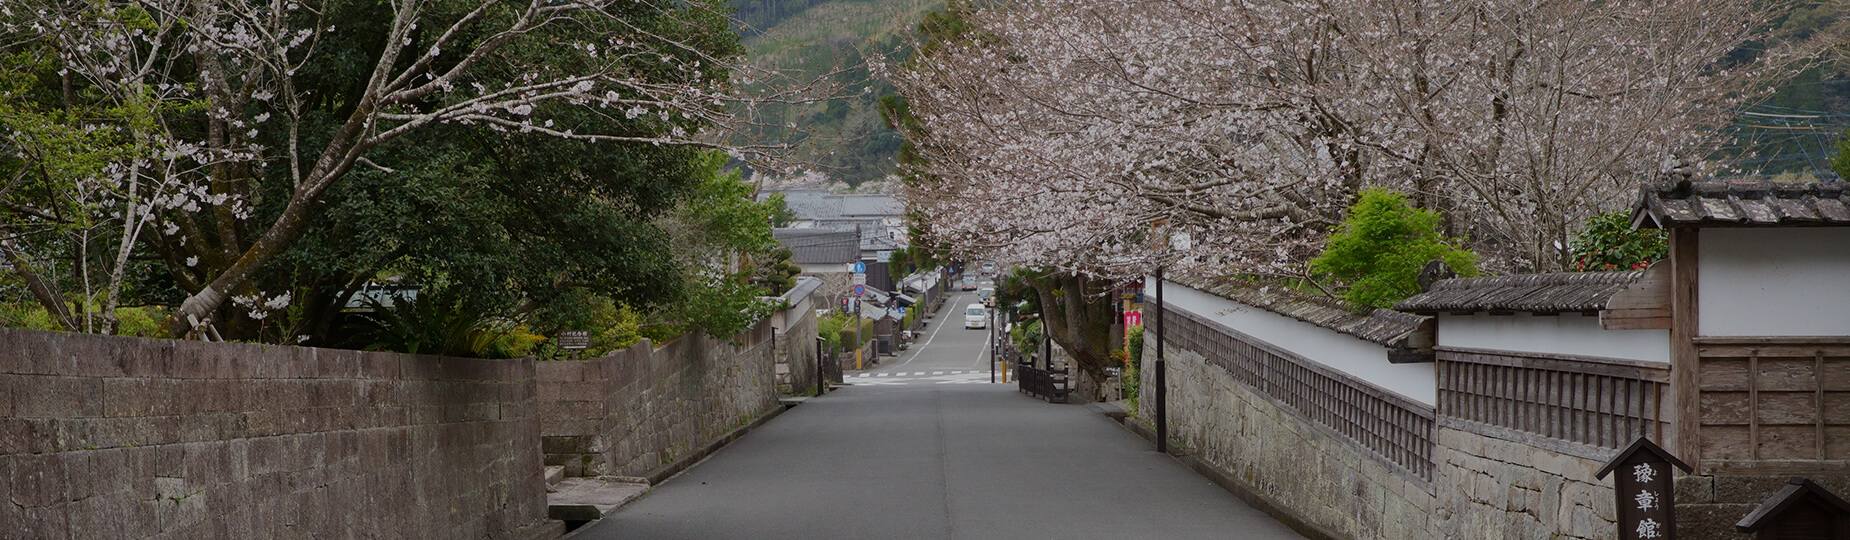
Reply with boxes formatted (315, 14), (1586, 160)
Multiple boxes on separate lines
(884, 0), (1814, 280)
(880, 0), (1815, 380)
(4, 0), (836, 338)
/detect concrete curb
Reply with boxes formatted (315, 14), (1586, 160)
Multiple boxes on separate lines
(1099, 408), (1342, 540)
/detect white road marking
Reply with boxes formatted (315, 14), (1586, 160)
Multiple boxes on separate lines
(898, 292), (970, 366)
(850, 371), (995, 386)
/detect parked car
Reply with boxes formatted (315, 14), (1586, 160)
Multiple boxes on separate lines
(963, 303), (988, 329)
(961, 276), (978, 291)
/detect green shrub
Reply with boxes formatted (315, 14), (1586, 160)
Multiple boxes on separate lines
(114, 307), (169, 337)
(1011, 319), (1042, 358)
(1311, 189), (1478, 309)
(0, 303), (167, 337)
(1124, 324), (1144, 404)
(1569, 211), (1666, 272)
(0, 302), (67, 331)
(837, 318), (873, 349)
(818, 312), (851, 354)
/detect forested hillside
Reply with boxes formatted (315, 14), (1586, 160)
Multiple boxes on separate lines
(1723, 3), (1850, 178)
(734, 0), (938, 187)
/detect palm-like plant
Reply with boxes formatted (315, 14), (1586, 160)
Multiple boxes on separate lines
(345, 288), (514, 358)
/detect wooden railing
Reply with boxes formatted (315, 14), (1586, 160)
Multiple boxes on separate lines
(1437, 347), (1669, 461)
(1164, 308), (1436, 482)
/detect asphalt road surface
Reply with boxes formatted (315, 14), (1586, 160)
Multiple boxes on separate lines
(572, 290), (1305, 540)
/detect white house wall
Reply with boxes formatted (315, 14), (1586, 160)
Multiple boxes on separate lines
(1698, 227), (1850, 337)
(1154, 277), (1436, 405)
(1435, 313), (1670, 364)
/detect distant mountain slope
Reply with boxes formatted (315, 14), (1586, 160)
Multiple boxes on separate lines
(735, 0), (940, 187)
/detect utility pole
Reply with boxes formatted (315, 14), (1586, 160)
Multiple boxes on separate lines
(989, 307), (997, 383)
(1155, 267), (1167, 454)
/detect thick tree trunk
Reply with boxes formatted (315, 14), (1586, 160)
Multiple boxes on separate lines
(1030, 272), (1116, 382)
(161, 101), (377, 338)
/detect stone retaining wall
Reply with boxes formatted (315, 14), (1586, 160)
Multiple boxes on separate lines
(1140, 344), (1620, 539)
(538, 322), (779, 478)
(0, 328), (550, 539)
(1433, 428), (1615, 539)
(1675, 474), (1850, 540)
(773, 307), (819, 395)
(1141, 345), (1432, 539)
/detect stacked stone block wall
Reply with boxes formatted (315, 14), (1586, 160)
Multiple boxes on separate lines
(1141, 344), (1627, 539)
(0, 328), (549, 539)
(1674, 473), (1850, 540)
(1433, 428), (1615, 539)
(1140, 345), (1434, 539)
(538, 322), (779, 478)
(774, 304), (820, 395)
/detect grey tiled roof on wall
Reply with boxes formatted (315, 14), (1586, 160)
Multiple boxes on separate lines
(838, 195), (901, 217)
(1393, 270), (1644, 314)
(1170, 274), (1431, 349)
(772, 228), (859, 264)
(1633, 179), (1850, 228)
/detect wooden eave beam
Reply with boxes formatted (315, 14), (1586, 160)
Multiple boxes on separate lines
(1599, 260), (1673, 330)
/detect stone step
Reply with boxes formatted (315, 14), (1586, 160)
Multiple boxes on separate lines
(545, 466), (564, 487)
(547, 477), (650, 523)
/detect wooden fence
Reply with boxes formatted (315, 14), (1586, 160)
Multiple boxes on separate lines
(1436, 347), (1670, 461)
(1164, 308), (1437, 483)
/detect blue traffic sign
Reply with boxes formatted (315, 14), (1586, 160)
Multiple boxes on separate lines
(894, 306), (906, 316)
(852, 262), (867, 273)
(852, 284), (866, 296)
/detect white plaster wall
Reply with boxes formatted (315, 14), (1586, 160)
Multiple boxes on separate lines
(1699, 227), (1850, 337)
(1435, 313), (1669, 363)
(1150, 277), (1436, 405)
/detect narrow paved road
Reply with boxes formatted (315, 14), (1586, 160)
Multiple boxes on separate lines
(573, 290), (1305, 540)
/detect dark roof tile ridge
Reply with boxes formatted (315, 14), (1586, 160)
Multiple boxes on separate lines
(1426, 269), (1644, 291)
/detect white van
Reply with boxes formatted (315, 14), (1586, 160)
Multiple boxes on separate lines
(963, 303), (988, 329)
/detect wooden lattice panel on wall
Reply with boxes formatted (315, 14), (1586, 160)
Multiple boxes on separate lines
(1437, 348), (1670, 462)
(1695, 339), (1850, 472)
(1163, 308), (1437, 483)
